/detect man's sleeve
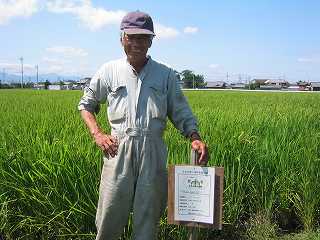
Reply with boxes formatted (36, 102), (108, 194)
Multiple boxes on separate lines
(78, 65), (109, 114)
(167, 69), (198, 137)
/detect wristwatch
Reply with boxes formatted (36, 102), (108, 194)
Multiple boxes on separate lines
(189, 131), (201, 142)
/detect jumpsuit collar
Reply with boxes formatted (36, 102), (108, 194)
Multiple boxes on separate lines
(138, 56), (152, 82)
(125, 55), (152, 82)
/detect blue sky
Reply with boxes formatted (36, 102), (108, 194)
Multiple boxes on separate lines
(0, 0), (320, 82)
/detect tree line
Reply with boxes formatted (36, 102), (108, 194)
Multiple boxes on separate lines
(178, 70), (206, 88)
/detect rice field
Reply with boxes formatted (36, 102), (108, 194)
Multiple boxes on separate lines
(0, 89), (320, 239)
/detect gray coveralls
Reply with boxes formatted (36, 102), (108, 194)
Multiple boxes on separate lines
(78, 57), (198, 240)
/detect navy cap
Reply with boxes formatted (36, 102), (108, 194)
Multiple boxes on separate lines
(120, 11), (155, 36)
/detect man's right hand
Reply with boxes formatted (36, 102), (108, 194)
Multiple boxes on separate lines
(79, 110), (119, 158)
(93, 132), (119, 158)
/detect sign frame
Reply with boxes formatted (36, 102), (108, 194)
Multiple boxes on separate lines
(167, 165), (224, 229)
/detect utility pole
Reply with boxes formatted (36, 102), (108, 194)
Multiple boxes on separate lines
(35, 65), (39, 84)
(19, 57), (24, 88)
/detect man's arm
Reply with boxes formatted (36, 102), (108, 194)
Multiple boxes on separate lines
(80, 110), (118, 157)
(166, 70), (209, 165)
(78, 63), (118, 157)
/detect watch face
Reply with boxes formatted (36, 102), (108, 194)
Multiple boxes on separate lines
(190, 132), (201, 141)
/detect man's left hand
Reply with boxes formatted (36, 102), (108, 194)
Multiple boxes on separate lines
(191, 140), (209, 166)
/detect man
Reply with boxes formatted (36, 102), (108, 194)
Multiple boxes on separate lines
(78, 11), (208, 240)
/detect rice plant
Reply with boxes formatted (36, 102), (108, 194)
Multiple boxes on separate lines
(0, 89), (320, 239)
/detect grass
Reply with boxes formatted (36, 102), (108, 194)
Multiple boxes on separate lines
(0, 89), (320, 239)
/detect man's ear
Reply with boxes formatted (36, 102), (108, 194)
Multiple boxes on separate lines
(148, 39), (152, 48)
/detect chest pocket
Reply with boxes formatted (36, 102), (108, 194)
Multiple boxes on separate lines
(107, 85), (127, 122)
(147, 84), (167, 120)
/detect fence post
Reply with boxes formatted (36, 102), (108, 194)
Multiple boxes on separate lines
(189, 149), (199, 240)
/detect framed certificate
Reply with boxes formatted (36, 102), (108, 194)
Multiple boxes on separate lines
(168, 165), (224, 229)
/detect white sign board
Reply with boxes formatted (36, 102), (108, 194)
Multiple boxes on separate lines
(174, 166), (215, 224)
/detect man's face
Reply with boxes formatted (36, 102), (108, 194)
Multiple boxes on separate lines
(121, 33), (152, 62)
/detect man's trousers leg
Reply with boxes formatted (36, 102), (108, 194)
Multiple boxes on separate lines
(95, 139), (134, 240)
(131, 137), (168, 240)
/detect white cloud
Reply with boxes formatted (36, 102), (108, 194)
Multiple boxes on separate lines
(154, 23), (179, 39)
(0, 62), (33, 71)
(0, 62), (19, 70)
(43, 62), (92, 76)
(46, 0), (126, 31)
(41, 49), (92, 75)
(46, 64), (64, 73)
(46, 1), (181, 38)
(0, 0), (184, 41)
(46, 46), (88, 57)
(209, 64), (220, 69)
(0, 0), (39, 24)
(42, 57), (71, 64)
(297, 57), (314, 63)
(183, 26), (198, 34)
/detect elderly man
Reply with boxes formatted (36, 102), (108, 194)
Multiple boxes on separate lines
(78, 11), (208, 240)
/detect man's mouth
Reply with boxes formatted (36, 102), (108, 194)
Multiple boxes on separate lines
(130, 51), (144, 56)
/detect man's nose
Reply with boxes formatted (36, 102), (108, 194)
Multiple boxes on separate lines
(131, 40), (145, 48)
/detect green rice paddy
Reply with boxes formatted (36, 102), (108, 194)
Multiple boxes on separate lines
(0, 89), (319, 239)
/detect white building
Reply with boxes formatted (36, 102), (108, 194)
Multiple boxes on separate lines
(48, 85), (62, 90)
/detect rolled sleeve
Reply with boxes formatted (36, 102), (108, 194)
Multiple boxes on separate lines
(78, 64), (109, 114)
(78, 87), (101, 114)
(167, 69), (198, 137)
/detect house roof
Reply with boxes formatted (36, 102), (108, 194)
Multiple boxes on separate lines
(265, 79), (288, 84)
(297, 81), (309, 86)
(252, 79), (269, 84)
(206, 81), (226, 88)
(311, 82), (320, 87)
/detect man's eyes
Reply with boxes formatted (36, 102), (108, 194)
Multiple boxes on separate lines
(127, 36), (149, 40)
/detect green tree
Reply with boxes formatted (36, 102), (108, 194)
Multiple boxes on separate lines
(180, 70), (206, 89)
(44, 80), (51, 90)
(248, 81), (260, 90)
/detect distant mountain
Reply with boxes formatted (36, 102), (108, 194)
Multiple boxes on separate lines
(2, 73), (82, 83)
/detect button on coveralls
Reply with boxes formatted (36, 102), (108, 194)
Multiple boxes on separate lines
(78, 57), (198, 240)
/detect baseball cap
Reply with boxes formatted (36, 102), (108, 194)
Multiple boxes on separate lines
(120, 11), (155, 36)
